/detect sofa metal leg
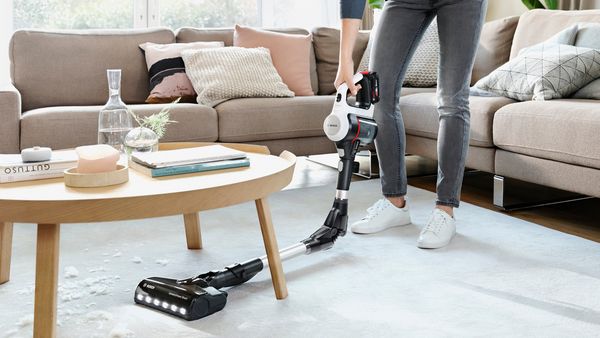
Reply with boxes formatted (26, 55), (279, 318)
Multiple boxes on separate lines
(493, 175), (592, 211)
(493, 175), (506, 208)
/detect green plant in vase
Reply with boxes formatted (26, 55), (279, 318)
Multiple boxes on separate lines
(125, 97), (179, 155)
(521, 0), (558, 9)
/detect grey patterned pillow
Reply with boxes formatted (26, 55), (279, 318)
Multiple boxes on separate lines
(358, 19), (439, 87)
(182, 47), (294, 107)
(474, 44), (600, 101)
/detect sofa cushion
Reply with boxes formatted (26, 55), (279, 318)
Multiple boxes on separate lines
(400, 93), (515, 147)
(312, 27), (370, 95)
(140, 41), (224, 103)
(176, 27), (319, 95)
(493, 99), (600, 170)
(215, 96), (335, 142)
(510, 9), (600, 59)
(234, 25), (314, 96)
(475, 43), (600, 101)
(182, 47), (294, 107)
(471, 16), (519, 84)
(10, 28), (175, 111)
(20, 104), (218, 150)
(358, 20), (439, 88)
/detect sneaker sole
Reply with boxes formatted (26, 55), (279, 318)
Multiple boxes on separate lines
(417, 232), (456, 249)
(351, 220), (411, 235)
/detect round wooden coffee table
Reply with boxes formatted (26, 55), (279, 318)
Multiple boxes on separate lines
(0, 142), (296, 338)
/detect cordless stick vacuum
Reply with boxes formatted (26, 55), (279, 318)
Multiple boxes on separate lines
(134, 71), (380, 320)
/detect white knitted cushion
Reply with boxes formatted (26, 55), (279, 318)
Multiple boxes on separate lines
(181, 47), (294, 106)
(358, 19), (439, 88)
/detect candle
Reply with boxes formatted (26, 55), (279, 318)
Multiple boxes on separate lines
(75, 144), (119, 173)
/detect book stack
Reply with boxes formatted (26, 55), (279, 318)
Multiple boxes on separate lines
(0, 150), (78, 183)
(129, 145), (250, 177)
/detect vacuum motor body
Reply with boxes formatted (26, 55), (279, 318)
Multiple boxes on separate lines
(323, 71), (379, 142)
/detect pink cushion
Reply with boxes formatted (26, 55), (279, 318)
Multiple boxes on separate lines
(233, 25), (314, 96)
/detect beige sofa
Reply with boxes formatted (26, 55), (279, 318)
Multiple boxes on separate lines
(2, 9), (599, 200)
(2, 25), (434, 158)
(3, 27), (334, 157)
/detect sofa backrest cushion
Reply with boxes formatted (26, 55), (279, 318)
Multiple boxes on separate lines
(10, 28), (175, 111)
(312, 27), (370, 95)
(471, 16), (520, 85)
(176, 27), (319, 95)
(510, 9), (600, 59)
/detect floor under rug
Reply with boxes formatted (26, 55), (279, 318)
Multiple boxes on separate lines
(1, 180), (600, 338)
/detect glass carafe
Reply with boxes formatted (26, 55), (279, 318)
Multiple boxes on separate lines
(98, 69), (133, 153)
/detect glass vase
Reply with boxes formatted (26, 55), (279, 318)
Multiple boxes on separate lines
(98, 69), (133, 153)
(124, 127), (159, 156)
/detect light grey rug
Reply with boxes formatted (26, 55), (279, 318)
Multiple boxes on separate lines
(2, 180), (600, 338)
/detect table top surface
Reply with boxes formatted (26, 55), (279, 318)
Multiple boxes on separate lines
(0, 143), (296, 223)
(0, 142), (294, 202)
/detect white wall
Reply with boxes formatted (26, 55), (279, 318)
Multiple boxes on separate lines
(486, 0), (527, 21)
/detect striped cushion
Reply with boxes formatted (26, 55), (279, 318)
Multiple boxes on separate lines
(140, 41), (224, 103)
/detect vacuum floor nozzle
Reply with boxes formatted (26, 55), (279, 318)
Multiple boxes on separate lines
(134, 277), (227, 320)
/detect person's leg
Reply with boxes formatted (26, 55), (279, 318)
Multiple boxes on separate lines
(417, 0), (487, 249)
(434, 0), (487, 212)
(351, 0), (435, 234)
(371, 0), (435, 204)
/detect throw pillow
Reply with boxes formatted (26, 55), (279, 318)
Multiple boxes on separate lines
(471, 16), (520, 85)
(574, 22), (600, 49)
(358, 19), (439, 87)
(181, 47), (294, 107)
(233, 25), (313, 96)
(140, 41), (224, 104)
(474, 44), (600, 101)
(571, 78), (600, 99)
(312, 27), (370, 95)
(517, 25), (579, 56)
(570, 23), (600, 100)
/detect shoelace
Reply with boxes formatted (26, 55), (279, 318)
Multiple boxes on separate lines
(423, 211), (448, 234)
(362, 198), (389, 220)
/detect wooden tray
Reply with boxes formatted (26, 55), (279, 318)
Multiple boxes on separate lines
(64, 165), (129, 188)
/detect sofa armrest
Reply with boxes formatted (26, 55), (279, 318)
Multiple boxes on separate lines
(0, 83), (22, 153)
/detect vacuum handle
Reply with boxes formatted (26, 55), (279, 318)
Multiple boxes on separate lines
(335, 73), (365, 105)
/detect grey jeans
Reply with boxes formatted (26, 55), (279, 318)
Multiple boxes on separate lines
(370, 0), (487, 208)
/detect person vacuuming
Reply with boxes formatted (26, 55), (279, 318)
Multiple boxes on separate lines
(339, 0), (487, 248)
(134, 72), (380, 320)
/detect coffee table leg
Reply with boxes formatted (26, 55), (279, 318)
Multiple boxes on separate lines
(0, 222), (13, 284)
(34, 223), (60, 338)
(255, 198), (288, 300)
(183, 213), (202, 249)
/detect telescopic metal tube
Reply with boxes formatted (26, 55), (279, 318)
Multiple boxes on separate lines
(258, 242), (308, 269)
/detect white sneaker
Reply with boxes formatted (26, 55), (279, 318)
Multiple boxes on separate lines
(417, 209), (456, 249)
(351, 198), (411, 234)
